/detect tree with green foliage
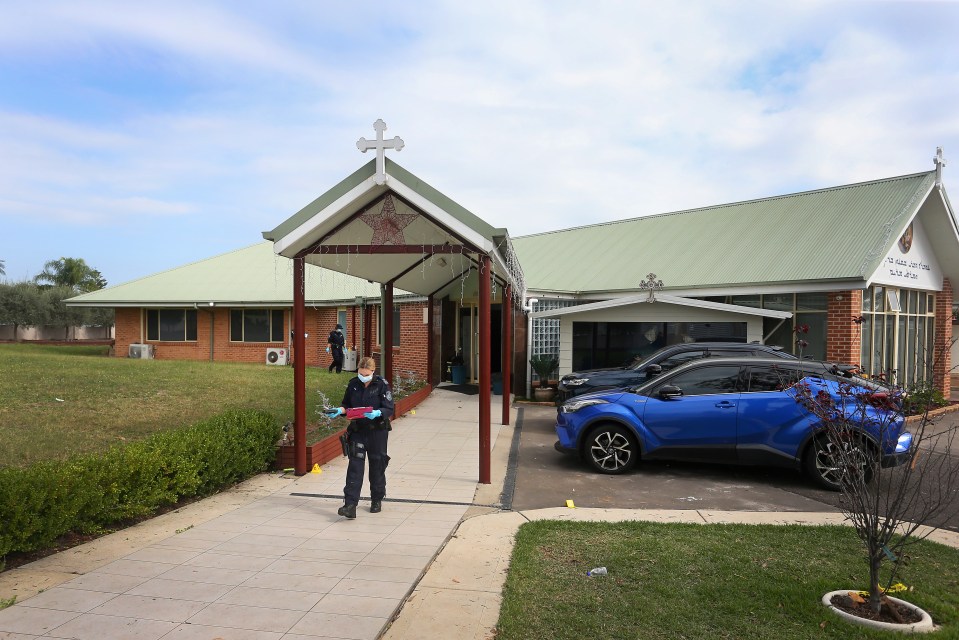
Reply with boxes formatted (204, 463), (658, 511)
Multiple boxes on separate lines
(0, 280), (113, 339)
(42, 286), (90, 339)
(34, 257), (107, 293)
(0, 282), (44, 338)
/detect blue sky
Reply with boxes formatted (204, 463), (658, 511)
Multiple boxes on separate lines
(2, 1), (958, 286)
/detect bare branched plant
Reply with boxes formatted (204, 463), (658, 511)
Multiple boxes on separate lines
(792, 323), (959, 617)
(392, 369), (425, 399)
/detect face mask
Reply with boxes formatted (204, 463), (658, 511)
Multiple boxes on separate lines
(358, 373), (373, 383)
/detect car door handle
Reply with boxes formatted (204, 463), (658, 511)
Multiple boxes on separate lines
(715, 401), (736, 409)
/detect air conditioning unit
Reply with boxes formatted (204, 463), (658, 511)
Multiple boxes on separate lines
(129, 344), (154, 359)
(266, 347), (288, 366)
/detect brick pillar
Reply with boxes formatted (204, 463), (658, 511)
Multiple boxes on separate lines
(933, 278), (954, 400)
(826, 290), (863, 365)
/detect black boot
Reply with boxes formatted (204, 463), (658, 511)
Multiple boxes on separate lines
(337, 504), (356, 519)
(370, 500), (382, 513)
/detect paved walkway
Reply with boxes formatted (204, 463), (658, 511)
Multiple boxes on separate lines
(2, 386), (959, 640)
(0, 387), (508, 640)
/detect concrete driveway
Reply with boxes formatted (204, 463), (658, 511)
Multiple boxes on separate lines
(509, 404), (959, 533)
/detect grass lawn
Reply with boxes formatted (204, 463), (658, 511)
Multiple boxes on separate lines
(498, 521), (959, 639)
(0, 343), (357, 468)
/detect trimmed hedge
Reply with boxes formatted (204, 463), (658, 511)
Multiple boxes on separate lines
(0, 409), (280, 559)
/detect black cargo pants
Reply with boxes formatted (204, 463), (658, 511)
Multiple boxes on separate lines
(343, 427), (390, 506)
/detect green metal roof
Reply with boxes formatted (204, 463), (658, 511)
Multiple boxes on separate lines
(262, 157), (520, 298)
(263, 158), (505, 245)
(68, 242), (408, 307)
(70, 168), (953, 309)
(513, 171), (939, 294)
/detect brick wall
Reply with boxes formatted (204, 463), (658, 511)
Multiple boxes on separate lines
(114, 307), (293, 363)
(367, 301), (430, 382)
(826, 290), (863, 365)
(112, 303), (429, 378)
(933, 278), (954, 400)
(114, 308), (141, 357)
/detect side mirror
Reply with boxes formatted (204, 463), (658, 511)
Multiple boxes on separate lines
(658, 385), (683, 400)
(645, 364), (663, 377)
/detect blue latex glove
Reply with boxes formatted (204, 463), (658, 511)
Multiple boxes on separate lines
(364, 409), (382, 420)
(325, 407), (344, 418)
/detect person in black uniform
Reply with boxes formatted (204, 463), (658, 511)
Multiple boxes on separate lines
(327, 323), (345, 373)
(326, 356), (394, 519)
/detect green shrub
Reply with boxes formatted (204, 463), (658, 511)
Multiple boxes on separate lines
(530, 354), (558, 384)
(902, 380), (948, 416)
(0, 409), (280, 559)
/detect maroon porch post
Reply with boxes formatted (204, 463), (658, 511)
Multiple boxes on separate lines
(293, 257), (307, 475)
(384, 282), (394, 385)
(479, 255), (492, 484)
(502, 283), (512, 425)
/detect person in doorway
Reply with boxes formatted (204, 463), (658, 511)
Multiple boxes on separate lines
(325, 357), (394, 519)
(327, 323), (346, 373)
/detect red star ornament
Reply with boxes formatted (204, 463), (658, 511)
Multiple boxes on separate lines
(359, 194), (418, 245)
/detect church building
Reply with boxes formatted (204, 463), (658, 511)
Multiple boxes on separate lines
(68, 146), (958, 399)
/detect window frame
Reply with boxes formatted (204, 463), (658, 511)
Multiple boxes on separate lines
(145, 308), (198, 342)
(653, 364), (744, 397)
(229, 308), (285, 343)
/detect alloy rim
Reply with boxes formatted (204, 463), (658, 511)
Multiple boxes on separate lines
(590, 431), (632, 471)
(814, 439), (868, 487)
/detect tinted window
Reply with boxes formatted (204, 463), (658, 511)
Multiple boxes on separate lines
(661, 365), (742, 396)
(747, 366), (803, 392)
(146, 309), (197, 342)
(230, 309), (284, 342)
(658, 350), (707, 372)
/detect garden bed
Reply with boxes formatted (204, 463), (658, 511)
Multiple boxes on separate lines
(274, 384), (432, 470)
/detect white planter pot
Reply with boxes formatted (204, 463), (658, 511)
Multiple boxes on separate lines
(822, 591), (936, 633)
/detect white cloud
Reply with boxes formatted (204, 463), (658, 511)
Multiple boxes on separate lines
(1, 1), (958, 282)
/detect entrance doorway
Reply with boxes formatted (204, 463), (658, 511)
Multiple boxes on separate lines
(458, 304), (502, 382)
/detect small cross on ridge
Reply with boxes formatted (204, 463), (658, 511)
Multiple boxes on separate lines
(934, 146), (947, 186)
(639, 273), (664, 302)
(357, 119), (405, 185)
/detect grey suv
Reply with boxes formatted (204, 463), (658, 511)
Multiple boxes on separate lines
(556, 342), (795, 402)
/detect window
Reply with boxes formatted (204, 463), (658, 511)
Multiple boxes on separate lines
(533, 299), (581, 364)
(376, 305), (402, 347)
(860, 286), (935, 387)
(230, 309), (284, 342)
(747, 366), (802, 392)
(572, 321), (746, 370)
(146, 309), (197, 342)
(658, 350), (707, 372)
(337, 309), (349, 345)
(659, 365), (742, 396)
(749, 292), (828, 359)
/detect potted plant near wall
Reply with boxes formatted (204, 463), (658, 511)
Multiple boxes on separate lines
(530, 354), (559, 402)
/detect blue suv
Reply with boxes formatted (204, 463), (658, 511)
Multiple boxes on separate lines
(554, 357), (913, 490)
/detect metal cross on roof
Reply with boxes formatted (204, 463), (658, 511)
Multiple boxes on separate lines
(935, 146), (947, 187)
(639, 272), (664, 302)
(357, 119), (405, 185)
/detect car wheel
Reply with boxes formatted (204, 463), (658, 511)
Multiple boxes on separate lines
(804, 432), (875, 491)
(583, 423), (638, 474)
